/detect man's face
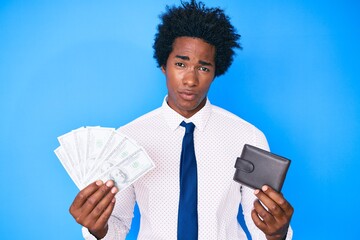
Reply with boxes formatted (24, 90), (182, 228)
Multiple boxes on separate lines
(162, 37), (216, 118)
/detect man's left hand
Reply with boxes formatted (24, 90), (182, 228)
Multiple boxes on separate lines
(252, 185), (294, 240)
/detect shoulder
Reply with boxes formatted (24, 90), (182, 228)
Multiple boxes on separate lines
(210, 105), (256, 130)
(211, 105), (247, 122)
(119, 107), (162, 131)
(210, 105), (269, 150)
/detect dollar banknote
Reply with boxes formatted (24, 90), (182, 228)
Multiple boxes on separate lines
(55, 126), (155, 191)
(85, 127), (115, 176)
(57, 130), (82, 178)
(84, 134), (140, 184)
(73, 127), (88, 178)
(54, 146), (83, 189)
(84, 148), (155, 189)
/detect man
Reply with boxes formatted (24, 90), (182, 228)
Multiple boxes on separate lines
(69, 1), (294, 239)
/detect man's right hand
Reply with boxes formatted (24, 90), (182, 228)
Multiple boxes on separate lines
(69, 180), (118, 239)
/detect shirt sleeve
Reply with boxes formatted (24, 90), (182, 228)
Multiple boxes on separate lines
(240, 127), (293, 240)
(240, 186), (293, 240)
(82, 185), (136, 240)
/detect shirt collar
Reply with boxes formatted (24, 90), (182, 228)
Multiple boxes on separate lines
(161, 95), (212, 132)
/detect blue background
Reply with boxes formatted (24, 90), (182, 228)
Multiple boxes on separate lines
(1, 0), (359, 239)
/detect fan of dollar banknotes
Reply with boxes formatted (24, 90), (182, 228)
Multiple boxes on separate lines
(54, 126), (155, 190)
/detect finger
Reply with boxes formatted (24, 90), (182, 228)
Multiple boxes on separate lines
(81, 180), (115, 217)
(261, 185), (294, 218)
(253, 198), (276, 225)
(255, 187), (284, 218)
(70, 180), (103, 214)
(94, 195), (117, 230)
(251, 208), (268, 232)
(89, 186), (118, 221)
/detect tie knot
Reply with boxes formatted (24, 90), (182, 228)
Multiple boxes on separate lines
(180, 121), (195, 134)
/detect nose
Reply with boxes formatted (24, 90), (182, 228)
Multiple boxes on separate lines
(183, 68), (198, 87)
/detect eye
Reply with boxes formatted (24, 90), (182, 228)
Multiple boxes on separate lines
(175, 62), (185, 68)
(199, 66), (210, 72)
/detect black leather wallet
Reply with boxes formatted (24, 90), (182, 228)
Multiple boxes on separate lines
(233, 144), (291, 192)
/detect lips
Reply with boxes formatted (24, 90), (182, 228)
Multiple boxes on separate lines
(178, 90), (197, 101)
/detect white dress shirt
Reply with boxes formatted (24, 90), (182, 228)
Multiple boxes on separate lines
(83, 97), (293, 239)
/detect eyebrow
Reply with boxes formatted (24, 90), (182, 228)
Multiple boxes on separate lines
(175, 55), (213, 66)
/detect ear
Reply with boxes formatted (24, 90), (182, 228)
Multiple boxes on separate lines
(161, 65), (166, 74)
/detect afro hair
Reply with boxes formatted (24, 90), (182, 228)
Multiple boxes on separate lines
(153, 0), (241, 77)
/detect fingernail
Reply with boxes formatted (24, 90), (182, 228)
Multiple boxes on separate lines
(106, 180), (114, 187)
(262, 185), (268, 192)
(96, 180), (103, 186)
(111, 187), (118, 194)
(254, 189), (260, 195)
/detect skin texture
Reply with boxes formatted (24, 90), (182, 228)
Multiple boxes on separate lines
(69, 36), (293, 240)
(69, 180), (118, 239)
(253, 185), (294, 240)
(162, 37), (216, 119)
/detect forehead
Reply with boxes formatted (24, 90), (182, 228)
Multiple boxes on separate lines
(171, 37), (216, 61)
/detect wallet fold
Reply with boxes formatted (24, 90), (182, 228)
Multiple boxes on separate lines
(233, 144), (291, 192)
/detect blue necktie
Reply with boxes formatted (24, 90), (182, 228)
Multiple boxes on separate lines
(177, 121), (198, 240)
